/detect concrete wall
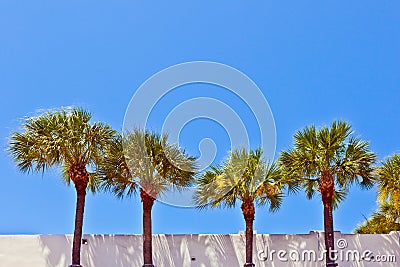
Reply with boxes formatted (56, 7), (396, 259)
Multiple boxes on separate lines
(0, 232), (399, 267)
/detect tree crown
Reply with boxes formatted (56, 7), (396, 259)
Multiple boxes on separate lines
(99, 129), (197, 199)
(279, 120), (376, 208)
(195, 147), (283, 211)
(377, 154), (400, 207)
(8, 107), (115, 192)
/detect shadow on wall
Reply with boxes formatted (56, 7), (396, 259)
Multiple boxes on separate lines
(253, 232), (320, 267)
(20, 232), (400, 267)
(84, 235), (142, 266)
(344, 231), (400, 267)
(38, 235), (143, 267)
(38, 234), (240, 267)
(152, 234), (241, 267)
(38, 235), (71, 267)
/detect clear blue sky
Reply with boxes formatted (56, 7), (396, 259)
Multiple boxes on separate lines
(0, 1), (399, 235)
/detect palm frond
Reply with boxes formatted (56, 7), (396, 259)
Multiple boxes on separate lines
(98, 129), (196, 200)
(302, 178), (319, 199)
(194, 147), (283, 213)
(279, 120), (376, 209)
(8, 107), (116, 193)
(376, 154), (400, 206)
(355, 201), (400, 234)
(332, 189), (348, 210)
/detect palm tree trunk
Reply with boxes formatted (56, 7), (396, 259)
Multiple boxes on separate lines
(319, 171), (338, 267)
(71, 187), (86, 267)
(141, 188), (155, 267)
(241, 199), (255, 267)
(323, 197), (338, 266)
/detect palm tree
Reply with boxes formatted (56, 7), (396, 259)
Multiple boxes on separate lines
(355, 154), (400, 234)
(8, 107), (115, 267)
(194, 148), (283, 267)
(355, 201), (400, 234)
(99, 129), (196, 267)
(279, 120), (376, 267)
(376, 154), (400, 207)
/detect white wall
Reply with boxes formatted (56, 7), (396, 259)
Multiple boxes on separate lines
(0, 232), (399, 267)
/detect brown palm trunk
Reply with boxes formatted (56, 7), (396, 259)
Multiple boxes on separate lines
(141, 188), (155, 267)
(319, 171), (338, 267)
(69, 165), (89, 267)
(241, 198), (255, 267)
(323, 197), (337, 266)
(71, 187), (86, 267)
